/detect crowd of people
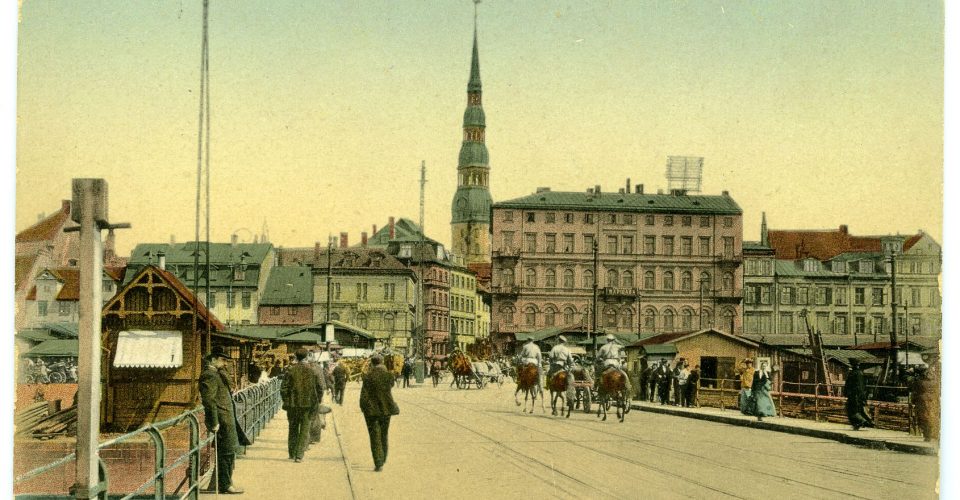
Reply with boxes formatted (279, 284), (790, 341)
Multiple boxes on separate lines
(638, 359), (701, 408)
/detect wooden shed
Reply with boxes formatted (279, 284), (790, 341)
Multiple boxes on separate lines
(629, 328), (759, 387)
(101, 265), (231, 432)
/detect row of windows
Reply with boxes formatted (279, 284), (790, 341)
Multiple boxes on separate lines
(207, 291), (252, 309)
(36, 301), (72, 317)
(744, 312), (936, 336)
(452, 274), (476, 290)
(329, 282), (401, 301)
(501, 268), (733, 291)
(327, 311), (399, 331)
(504, 232), (734, 257)
(503, 211), (735, 229)
(499, 304), (731, 331)
(744, 285), (941, 308)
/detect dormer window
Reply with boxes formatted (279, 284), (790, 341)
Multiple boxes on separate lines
(802, 259), (820, 272)
(858, 261), (874, 274)
(399, 245), (412, 258)
(831, 261), (845, 273)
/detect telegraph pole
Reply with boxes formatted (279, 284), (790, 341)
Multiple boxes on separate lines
(888, 253), (899, 383)
(591, 239), (599, 356)
(326, 235), (333, 323)
(68, 179), (129, 499)
(418, 161), (427, 382)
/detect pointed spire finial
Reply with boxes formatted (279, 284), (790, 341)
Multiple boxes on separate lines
(468, 0), (482, 93)
(761, 211), (769, 246)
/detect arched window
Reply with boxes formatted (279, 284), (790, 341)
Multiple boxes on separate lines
(583, 270), (594, 288)
(644, 271), (656, 290)
(643, 308), (658, 331)
(606, 269), (619, 287)
(544, 305), (557, 326)
(722, 272), (734, 291)
(663, 271), (675, 291)
(700, 307), (713, 329)
(722, 308), (736, 332)
(524, 305), (537, 326)
(545, 268), (556, 288)
(604, 307), (618, 327)
(384, 313), (396, 332)
(620, 307), (633, 329)
(681, 271), (692, 291)
(500, 305), (516, 325)
(563, 306), (576, 325)
(357, 313), (368, 329)
(525, 268), (537, 287)
(502, 268), (515, 287)
(700, 271), (712, 291)
(681, 308), (694, 330)
(563, 269), (575, 289)
(663, 309), (675, 331)
(622, 270), (634, 287)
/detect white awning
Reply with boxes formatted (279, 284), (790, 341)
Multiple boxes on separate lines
(113, 330), (183, 368)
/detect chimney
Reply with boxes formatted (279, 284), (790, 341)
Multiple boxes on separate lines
(315, 241), (322, 263)
(618, 188), (625, 194)
(635, 184), (644, 194)
(626, 178), (631, 193)
(373, 224), (378, 237)
(587, 188), (594, 194)
(340, 232), (348, 248)
(170, 234), (176, 244)
(157, 250), (166, 271)
(231, 234), (238, 245)
(657, 189), (664, 194)
(536, 187), (551, 193)
(103, 229), (116, 263)
(361, 232), (368, 247)
(839, 225), (848, 234)
(761, 212), (769, 246)
(277, 246), (284, 266)
(594, 185), (601, 194)
(389, 217), (396, 240)
(722, 190), (730, 196)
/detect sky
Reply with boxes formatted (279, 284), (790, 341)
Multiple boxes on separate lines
(13, 1), (945, 258)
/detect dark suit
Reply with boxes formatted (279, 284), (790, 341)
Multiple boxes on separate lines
(844, 366), (874, 430)
(199, 365), (250, 492)
(359, 365), (400, 468)
(333, 364), (348, 405)
(281, 362), (323, 460)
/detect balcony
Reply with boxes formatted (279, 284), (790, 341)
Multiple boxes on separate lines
(602, 287), (639, 298)
(492, 285), (521, 297)
(716, 253), (743, 267)
(713, 289), (743, 304)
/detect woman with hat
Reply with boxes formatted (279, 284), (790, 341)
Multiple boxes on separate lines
(736, 358), (755, 415)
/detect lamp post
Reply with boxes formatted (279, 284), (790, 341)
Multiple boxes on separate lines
(886, 248), (900, 384)
(591, 239), (599, 357)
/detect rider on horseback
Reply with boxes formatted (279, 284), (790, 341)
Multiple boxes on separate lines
(517, 337), (543, 395)
(547, 336), (574, 385)
(596, 334), (632, 396)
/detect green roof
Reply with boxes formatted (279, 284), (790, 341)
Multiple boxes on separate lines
(367, 218), (431, 247)
(260, 266), (313, 305)
(452, 187), (492, 224)
(463, 106), (485, 127)
(22, 339), (78, 357)
(495, 191), (742, 215)
(17, 330), (58, 342)
(458, 141), (489, 168)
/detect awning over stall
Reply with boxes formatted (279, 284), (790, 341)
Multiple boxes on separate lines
(113, 330), (183, 368)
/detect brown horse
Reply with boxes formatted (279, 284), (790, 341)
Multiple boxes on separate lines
(596, 367), (630, 422)
(548, 371), (575, 418)
(449, 352), (476, 389)
(514, 364), (544, 413)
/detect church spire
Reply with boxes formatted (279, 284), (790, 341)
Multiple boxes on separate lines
(468, 1), (482, 93)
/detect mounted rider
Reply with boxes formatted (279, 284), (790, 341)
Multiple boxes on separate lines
(517, 337), (543, 393)
(547, 336), (574, 384)
(596, 334), (632, 395)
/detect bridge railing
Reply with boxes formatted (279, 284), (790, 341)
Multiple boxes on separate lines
(15, 378), (283, 499)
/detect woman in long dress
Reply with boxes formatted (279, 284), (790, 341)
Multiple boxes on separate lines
(751, 361), (777, 421)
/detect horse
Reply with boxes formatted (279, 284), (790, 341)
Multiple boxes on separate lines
(548, 370), (575, 418)
(449, 352), (476, 389)
(596, 367), (630, 422)
(569, 364), (594, 412)
(514, 364), (544, 413)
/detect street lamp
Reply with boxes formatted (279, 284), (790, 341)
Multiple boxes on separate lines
(883, 239), (901, 384)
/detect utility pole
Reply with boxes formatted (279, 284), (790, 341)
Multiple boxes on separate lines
(591, 239), (599, 357)
(418, 161), (427, 382)
(326, 235), (333, 323)
(68, 179), (129, 499)
(888, 252), (899, 384)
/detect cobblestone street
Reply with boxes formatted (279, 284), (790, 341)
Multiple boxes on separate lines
(205, 382), (938, 500)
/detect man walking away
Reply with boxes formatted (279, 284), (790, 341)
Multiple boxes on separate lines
(844, 359), (875, 430)
(431, 359), (442, 388)
(198, 346), (249, 494)
(307, 354), (329, 445)
(685, 365), (701, 408)
(402, 357), (413, 388)
(281, 349), (323, 462)
(360, 355), (400, 471)
(657, 361), (673, 405)
(332, 361), (348, 405)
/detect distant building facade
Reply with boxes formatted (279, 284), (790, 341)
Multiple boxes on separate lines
(257, 266), (314, 326)
(742, 221), (942, 339)
(23, 267), (124, 329)
(490, 186), (744, 346)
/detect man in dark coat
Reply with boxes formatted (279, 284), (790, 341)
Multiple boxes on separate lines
(360, 355), (400, 471)
(844, 359), (875, 430)
(281, 349), (323, 462)
(657, 361), (673, 405)
(401, 357), (413, 388)
(198, 346), (250, 494)
(685, 365), (701, 408)
(307, 356), (329, 445)
(332, 362), (348, 405)
(648, 363), (661, 402)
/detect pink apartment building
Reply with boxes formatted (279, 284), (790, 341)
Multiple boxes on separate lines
(490, 185), (744, 346)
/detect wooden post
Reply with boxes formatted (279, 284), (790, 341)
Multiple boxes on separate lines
(814, 383), (820, 422)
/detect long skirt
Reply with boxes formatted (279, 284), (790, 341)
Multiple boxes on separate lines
(751, 382), (777, 417)
(738, 388), (753, 414)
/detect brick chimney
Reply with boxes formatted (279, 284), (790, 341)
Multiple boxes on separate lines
(373, 224), (378, 238)
(314, 241), (322, 263)
(839, 225), (848, 234)
(340, 232), (348, 248)
(389, 217), (396, 240)
(157, 250), (166, 271)
(103, 229), (116, 264)
(635, 184), (644, 194)
(361, 232), (368, 247)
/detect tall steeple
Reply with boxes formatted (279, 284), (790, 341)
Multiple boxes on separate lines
(451, 0), (492, 265)
(761, 212), (769, 246)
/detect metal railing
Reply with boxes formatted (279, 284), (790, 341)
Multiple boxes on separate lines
(15, 378), (283, 499)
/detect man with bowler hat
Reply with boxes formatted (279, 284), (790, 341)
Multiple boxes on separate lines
(360, 354), (400, 471)
(281, 348), (324, 462)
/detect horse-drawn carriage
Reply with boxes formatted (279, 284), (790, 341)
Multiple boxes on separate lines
(449, 352), (502, 389)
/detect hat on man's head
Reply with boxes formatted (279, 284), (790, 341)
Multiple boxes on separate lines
(210, 345), (230, 359)
(558, 335), (567, 343)
(849, 358), (860, 367)
(606, 334), (615, 341)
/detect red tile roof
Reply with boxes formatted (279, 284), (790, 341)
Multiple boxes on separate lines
(16, 200), (75, 243)
(903, 233), (923, 251)
(767, 226), (881, 260)
(26, 286), (37, 301)
(53, 269), (81, 300)
(15, 255), (38, 291)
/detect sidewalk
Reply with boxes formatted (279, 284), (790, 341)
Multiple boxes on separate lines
(630, 400), (937, 456)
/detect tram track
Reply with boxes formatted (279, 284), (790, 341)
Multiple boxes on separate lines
(416, 389), (911, 499)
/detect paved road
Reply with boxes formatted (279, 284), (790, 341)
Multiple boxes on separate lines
(211, 382), (938, 500)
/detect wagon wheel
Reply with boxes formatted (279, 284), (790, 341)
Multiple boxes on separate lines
(49, 371), (66, 384)
(582, 389), (592, 413)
